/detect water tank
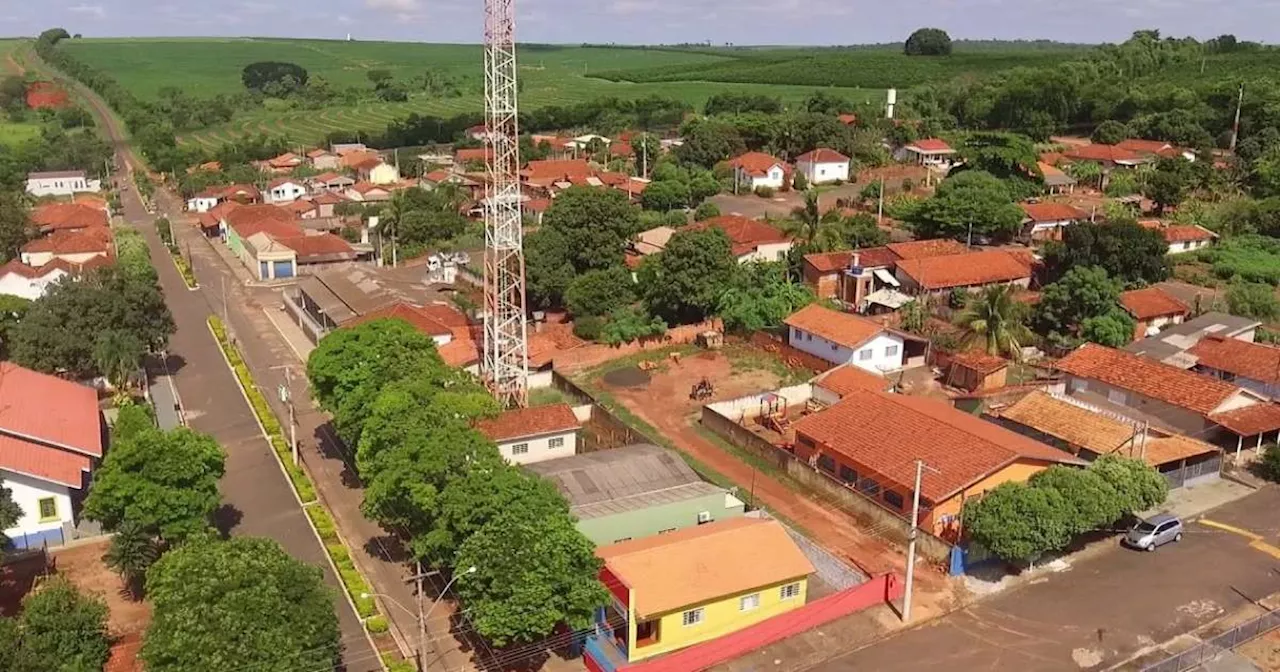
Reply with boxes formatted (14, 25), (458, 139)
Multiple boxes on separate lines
(886, 88), (898, 105)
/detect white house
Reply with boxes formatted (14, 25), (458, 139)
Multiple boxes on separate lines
(0, 363), (103, 549)
(687, 215), (793, 264)
(1155, 224), (1217, 255)
(898, 138), (957, 168)
(25, 170), (102, 197)
(729, 152), (788, 191)
(475, 404), (581, 466)
(0, 260), (71, 300)
(784, 303), (925, 373)
(186, 186), (226, 213)
(266, 178), (308, 204)
(795, 148), (851, 184)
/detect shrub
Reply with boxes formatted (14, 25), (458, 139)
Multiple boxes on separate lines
(754, 186), (775, 198)
(792, 171), (809, 191)
(693, 201), (720, 221)
(365, 616), (389, 634)
(1259, 444), (1280, 482)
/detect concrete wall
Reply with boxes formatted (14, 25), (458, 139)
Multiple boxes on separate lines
(1065, 374), (1213, 436)
(0, 269), (65, 301)
(788, 327), (904, 373)
(1, 469), (73, 546)
(577, 491), (745, 546)
(498, 429), (577, 465)
(706, 384), (814, 424)
(739, 242), (792, 264)
(699, 405), (954, 563)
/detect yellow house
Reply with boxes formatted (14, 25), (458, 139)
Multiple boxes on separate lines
(792, 388), (1086, 541)
(592, 517), (814, 664)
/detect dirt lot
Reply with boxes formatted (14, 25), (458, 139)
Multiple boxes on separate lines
(0, 550), (48, 617)
(579, 346), (961, 623)
(1237, 628), (1280, 670)
(54, 540), (152, 671)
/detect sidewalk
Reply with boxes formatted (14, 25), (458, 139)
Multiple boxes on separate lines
(147, 354), (184, 431)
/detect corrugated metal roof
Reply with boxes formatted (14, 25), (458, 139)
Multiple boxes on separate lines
(525, 444), (722, 519)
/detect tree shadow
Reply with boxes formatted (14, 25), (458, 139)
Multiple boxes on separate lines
(213, 504), (243, 538)
(311, 421), (363, 490)
(362, 535), (409, 564)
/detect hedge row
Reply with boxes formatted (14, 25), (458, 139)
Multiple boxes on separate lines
(171, 250), (197, 288)
(305, 505), (378, 619)
(207, 315), (315, 502)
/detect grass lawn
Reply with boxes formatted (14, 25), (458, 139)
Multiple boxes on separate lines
(0, 120), (40, 147)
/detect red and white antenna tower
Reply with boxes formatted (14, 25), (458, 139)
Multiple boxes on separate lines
(482, 0), (529, 408)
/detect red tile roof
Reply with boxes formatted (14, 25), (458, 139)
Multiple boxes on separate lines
(1019, 202), (1089, 223)
(307, 148), (332, 159)
(0, 434), (91, 488)
(522, 159), (591, 181)
(475, 403), (580, 442)
(1116, 139), (1174, 155)
(796, 148), (849, 164)
(610, 141), (634, 157)
(1054, 343), (1242, 416)
(784, 304), (885, 350)
(815, 366), (891, 397)
(907, 138), (952, 153)
(895, 249), (1030, 291)
(351, 181), (390, 195)
(219, 184), (260, 202)
(0, 362), (102, 458)
(951, 350), (1009, 375)
(31, 203), (108, 232)
(1120, 287), (1188, 321)
(353, 157), (384, 172)
(729, 152), (787, 177)
(1064, 144), (1143, 163)
(884, 239), (968, 260)
(350, 302), (454, 338)
(267, 152), (301, 168)
(1209, 403), (1280, 436)
(453, 147), (492, 163)
(275, 233), (353, 260)
(22, 228), (112, 256)
(794, 390), (1081, 502)
(225, 205), (301, 239)
(311, 191), (347, 205)
(1189, 335), (1280, 385)
(1161, 225), (1216, 243)
(685, 215), (790, 257)
(438, 337), (479, 368)
(286, 200), (317, 215)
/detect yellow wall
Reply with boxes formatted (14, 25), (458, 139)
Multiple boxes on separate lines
(927, 459), (1053, 535)
(627, 576), (808, 662)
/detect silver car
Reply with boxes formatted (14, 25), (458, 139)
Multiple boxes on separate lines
(1125, 513), (1183, 551)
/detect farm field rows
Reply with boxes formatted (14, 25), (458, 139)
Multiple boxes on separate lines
(0, 40), (38, 148)
(63, 38), (885, 147)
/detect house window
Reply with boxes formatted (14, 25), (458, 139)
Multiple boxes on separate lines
(549, 437), (565, 449)
(682, 608), (705, 626)
(839, 465), (858, 484)
(858, 349), (873, 361)
(806, 332), (813, 342)
(658, 528), (677, 534)
(884, 491), (905, 510)
(739, 593), (761, 611)
(37, 497), (57, 522)
(780, 583), (801, 600)
(614, 537), (632, 543)
(858, 478), (881, 496)
(885, 345), (899, 358)
(511, 443), (529, 455)
(817, 454), (836, 473)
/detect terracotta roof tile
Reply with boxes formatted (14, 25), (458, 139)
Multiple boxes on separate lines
(522, 159), (591, 181)
(794, 390), (1082, 502)
(1161, 225), (1216, 243)
(804, 246), (899, 274)
(1065, 144), (1143, 163)
(275, 233), (353, 260)
(1189, 336), (1280, 385)
(1116, 139), (1174, 155)
(951, 350), (1008, 375)
(597, 518), (813, 618)
(1209, 403), (1280, 436)
(895, 250), (1030, 291)
(225, 205), (301, 239)
(1019, 202), (1089, 223)
(31, 203), (108, 232)
(475, 403), (580, 442)
(350, 302), (453, 338)
(453, 147), (492, 163)
(1054, 343), (1241, 416)
(728, 152), (787, 177)
(796, 148), (849, 163)
(783, 304), (885, 350)
(0, 362), (102, 458)
(1120, 287), (1189, 321)
(884, 239), (967, 260)
(0, 434), (91, 488)
(814, 366), (891, 397)
(907, 138), (952, 153)
(437, 337), (479, 368)
(22, 228), (112, 256)
(685, 215), (790, 257)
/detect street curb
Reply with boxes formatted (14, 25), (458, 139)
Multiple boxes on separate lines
(204, 319), (391, 672)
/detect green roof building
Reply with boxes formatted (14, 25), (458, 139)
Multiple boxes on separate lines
(527, 444), (746, 546)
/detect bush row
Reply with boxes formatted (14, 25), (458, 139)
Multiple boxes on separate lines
(305, 506), (378, 619)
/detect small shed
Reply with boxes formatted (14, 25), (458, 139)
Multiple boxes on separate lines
(944, 350), (1009, 393)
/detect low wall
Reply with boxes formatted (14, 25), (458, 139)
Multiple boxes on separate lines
(748, 331), (834, 374)
(552, 319), (723, 372)
(552, 372), (659, 453)
(707, 383), (814, 425)
(700, 405), (954, 564)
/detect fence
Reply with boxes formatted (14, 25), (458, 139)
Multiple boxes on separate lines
(1142, 608), (1280, 672)
(747, 331), (833, 374)
(699, 403), (955, 564)
(551, 371), (667, 453)
(551, 319), (723, 372)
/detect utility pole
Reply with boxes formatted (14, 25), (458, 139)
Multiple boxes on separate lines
(966, 222), (974, 249)
(903, 459), (939, 623)
(1230, 83), (1245, 153)
(877, 175), (885, 225)
(273, 366), (298, 466)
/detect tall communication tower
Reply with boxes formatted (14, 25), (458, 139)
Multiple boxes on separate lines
(482, 0), (530, 408)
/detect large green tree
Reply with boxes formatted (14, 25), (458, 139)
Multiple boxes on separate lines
(905, 170), (1025, 242)
(1091, 120), (1131, 145)
(3, 577), (110, 672)
(564, 266), (637, 319)
(0, 474), (22, 547)
(82, 427), (225, 543)
(674, 118), (747, 168)
(1090, 455), (1168, 513)
(454, 508), (609, 646)
(0, 191), (35, 263)
(640, 227), (737, 324)
(955, 285), (1033, 359)
(1033, 266), (1125, 340)
(962, 482), (1071, 564)
(540, 186), (642, 272)
(718, 262), (815, 332)
(142, 537), (340, 672)
(11, 267), (174, 378)
(524, 228), (577, 309)
(1029, 466), (1125, 535)
(1043, 221), (1170, 285)
(953, 132), (1042, 185)
(904, 28), (953, 56)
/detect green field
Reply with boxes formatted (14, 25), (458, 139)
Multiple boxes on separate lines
(61, 38), (895, 147)
(0, 120), (40, 147)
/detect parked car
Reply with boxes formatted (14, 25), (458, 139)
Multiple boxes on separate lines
(1124, 513), (1183, 552)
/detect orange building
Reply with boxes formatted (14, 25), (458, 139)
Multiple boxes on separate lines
(791, 390), (1084, 540)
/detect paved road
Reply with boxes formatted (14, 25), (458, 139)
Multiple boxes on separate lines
(810, 486), (1280, 672)
(31, 52), (380, 671)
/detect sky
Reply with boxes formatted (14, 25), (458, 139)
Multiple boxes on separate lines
(3, 0), (1278, 45)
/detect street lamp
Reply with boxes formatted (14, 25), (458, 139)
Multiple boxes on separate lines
(369, 565), (477, 672)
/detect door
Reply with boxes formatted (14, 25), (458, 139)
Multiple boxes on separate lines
(1154, 521), (1177, 546)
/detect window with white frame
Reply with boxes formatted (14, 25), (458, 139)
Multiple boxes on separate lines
(780, 582), (801, 600)
(858, 348), (873, 361)
(739, 593), (760, 611)
(682, 608), (705, 626)
(885, 345), (899, 358)
(511, 443), (529, 455)
(549, 437), (565, 449)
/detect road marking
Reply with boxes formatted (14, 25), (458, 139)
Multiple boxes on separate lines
(1199, 519), (1280, 559)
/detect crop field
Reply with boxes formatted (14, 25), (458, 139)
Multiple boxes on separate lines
(0, 39), (25, 74)
(0, 120), (40, 147)
(63, 38), (891, 147)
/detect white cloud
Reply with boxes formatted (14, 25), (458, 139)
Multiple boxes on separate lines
(365, 0), (421, 11)
(67, 3), (106, 18)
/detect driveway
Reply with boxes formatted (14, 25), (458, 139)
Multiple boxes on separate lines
(809, 486), (1280, 672)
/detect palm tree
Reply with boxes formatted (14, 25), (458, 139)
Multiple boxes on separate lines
(783, 191), (848, 252)
(103, 521), (159, 600)
(954, 285), (1034, 359)
(93, 329), (145, 395)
